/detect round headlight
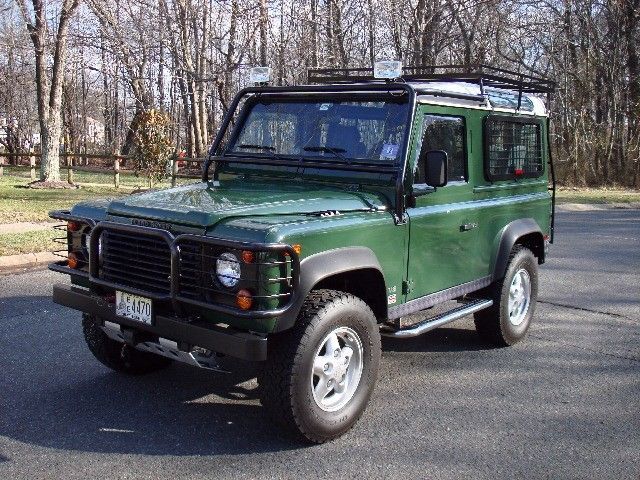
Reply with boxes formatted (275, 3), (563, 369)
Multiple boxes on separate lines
(215, 252), (241, 288)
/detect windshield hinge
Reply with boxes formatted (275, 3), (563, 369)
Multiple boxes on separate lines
(394, 213), (407, 225)
(402, 279), (414, 295)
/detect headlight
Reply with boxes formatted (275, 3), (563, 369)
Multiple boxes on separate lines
(215, 252), (241, 288)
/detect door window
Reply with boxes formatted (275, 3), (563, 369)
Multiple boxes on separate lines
(414, 115), (467, 183)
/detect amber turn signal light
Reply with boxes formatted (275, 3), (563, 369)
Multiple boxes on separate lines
(236, 289), (253, 310)
(285, 244), (302, 256)
(241, 250), (255, 263)
(68, 252), (79, 269)
(67, 221), (80, 232)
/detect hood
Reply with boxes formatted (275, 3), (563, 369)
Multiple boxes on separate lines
(106, 180), (389, 228)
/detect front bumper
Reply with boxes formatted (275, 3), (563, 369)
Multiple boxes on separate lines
(53, 284), (268, 361)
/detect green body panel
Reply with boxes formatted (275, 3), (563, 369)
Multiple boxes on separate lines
(65, 97), (551, 335)
(403, 103), (551, 301)
(103, 179), (389, 228)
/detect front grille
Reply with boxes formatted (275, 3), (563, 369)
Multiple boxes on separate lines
(176, 241), (204, 300)
(175, 238), (295, 311)
(101, 230), (172, 294)
(91, 224), (299, 314)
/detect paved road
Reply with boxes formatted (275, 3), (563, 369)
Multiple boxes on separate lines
(1, 209), (638, 479)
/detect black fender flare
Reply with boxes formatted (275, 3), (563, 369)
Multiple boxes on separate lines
(274, 247), (385, 332)
(491, 218), (544, 280)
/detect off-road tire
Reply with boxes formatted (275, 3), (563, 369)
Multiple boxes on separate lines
(82, 314), (172, 374)
(258, 289), (381, 443)
(474, 245), (538, 347)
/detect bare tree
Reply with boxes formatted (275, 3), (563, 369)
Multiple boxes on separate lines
(3, 0), (639, 188)
(16, 0), (80, 183)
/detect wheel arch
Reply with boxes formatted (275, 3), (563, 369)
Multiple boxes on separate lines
(491, 218), (545, 281)
(273, 247), (387, 332)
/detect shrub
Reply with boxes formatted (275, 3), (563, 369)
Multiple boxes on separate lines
(130, 109), (173, 187)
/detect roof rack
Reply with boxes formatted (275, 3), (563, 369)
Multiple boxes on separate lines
(307, 64), (555, 95)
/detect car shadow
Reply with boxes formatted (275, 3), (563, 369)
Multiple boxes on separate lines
(0, 294), (492, 457)
(382, 325), (491, 353)
(1, 361), (302, 456)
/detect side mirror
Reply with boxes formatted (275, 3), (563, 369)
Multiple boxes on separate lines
(422, 149), (448, 188)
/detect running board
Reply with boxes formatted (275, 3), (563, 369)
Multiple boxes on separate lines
(381, 299), (493, 338)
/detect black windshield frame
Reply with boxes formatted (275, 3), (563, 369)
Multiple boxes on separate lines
(224, 95), (411, 166)
(202, 83), (417, 222)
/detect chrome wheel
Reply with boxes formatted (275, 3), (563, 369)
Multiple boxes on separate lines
(508, 268), (531, 326)
(311, 326), (364, 412)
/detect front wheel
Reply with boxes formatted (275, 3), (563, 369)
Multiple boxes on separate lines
(474, 245), (539, 346)
(258, 290), (381, 443)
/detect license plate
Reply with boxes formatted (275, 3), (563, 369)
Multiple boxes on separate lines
(115, 291), (153, 324)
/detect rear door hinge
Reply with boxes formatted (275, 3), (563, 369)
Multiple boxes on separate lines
(402, 279), (414, 295)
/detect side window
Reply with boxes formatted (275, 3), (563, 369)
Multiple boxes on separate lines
(414, 115), (466, 183)
(484, 116), (544, 181)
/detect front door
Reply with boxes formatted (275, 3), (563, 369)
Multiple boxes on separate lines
(405, 109), (482, 301)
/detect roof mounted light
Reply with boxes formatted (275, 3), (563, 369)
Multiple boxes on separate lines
(249, 66), (271, 84)
(373, 60), (402, 80)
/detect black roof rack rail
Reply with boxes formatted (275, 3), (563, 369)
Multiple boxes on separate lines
(307, 64), (555, 95)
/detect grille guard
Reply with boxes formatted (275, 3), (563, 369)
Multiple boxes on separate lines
(56, 220), (301, 319)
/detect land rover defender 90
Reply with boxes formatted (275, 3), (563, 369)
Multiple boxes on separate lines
(50, 64), (555, 443)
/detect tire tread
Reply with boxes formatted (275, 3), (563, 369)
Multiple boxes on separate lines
(258, 289), (379, 443)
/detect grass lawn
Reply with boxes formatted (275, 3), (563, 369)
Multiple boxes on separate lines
(0, 167), (197, 224)
(0, 173), (132, 224)
(555, 187), (640, 204)
(0, 229), (60, 256)
(1, 168), (638, 257)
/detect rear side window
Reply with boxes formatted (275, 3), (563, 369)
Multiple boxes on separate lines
(484, 116), (544, 181)
(415, 115), (466, 183)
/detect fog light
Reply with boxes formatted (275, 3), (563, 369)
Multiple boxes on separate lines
(68, 252), (79, 269)
(374, 60), (402, 79)
(236, 289), (253, 310)
(241, 250), (255, 263)
(249, 66), (271, 84)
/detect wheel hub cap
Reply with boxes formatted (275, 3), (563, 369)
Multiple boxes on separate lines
(508, 268), (531, 326)
(311, 327), (364, 412)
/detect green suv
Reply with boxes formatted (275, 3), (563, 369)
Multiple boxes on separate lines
(50, 64), (555, 443)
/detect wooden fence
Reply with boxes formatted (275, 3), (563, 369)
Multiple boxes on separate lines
(0, 152), (204, 187)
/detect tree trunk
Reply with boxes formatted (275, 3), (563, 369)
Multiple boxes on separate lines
(367, 0), (375, 66)
(40, 120), (62, 180)
(260, 0), (268, 66)
(18, 0), (80, 183)
(310, 0), (318, 67)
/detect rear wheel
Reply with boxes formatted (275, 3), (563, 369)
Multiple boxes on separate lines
(474, 245), (538, 346)
(258, 290), (381, 443)
(82, 314), (172, 374)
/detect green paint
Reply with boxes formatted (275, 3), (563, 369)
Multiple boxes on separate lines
(63, 93), (552, 334)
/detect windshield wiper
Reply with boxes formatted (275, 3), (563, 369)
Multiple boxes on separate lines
(229, 143), (289, 164)
(303, 145), (349, 162)
(236, 143), (275, 151)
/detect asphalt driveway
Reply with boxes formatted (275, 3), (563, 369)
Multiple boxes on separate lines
(0, 209), (638, 479)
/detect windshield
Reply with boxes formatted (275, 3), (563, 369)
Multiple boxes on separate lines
(227, 98), (410, 164)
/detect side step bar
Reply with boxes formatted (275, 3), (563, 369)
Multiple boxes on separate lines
(381, 299), (493, 338)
